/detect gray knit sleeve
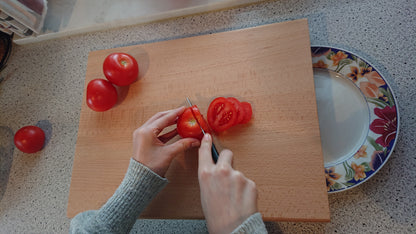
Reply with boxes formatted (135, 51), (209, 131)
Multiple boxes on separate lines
(231, 212), (268, 234)
(69, 158), (168, 234)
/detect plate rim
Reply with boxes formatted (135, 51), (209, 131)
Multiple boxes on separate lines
(310, 45), (400, 193)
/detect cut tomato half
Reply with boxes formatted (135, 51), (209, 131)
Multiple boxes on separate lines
(207, 97), (238, 132)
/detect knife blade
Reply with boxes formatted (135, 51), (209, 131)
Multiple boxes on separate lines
(186, 97), (219, 163)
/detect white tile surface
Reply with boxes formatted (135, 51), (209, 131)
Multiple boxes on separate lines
(14, 0), (263, 44)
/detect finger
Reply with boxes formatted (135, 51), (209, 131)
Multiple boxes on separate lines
(165, 138), (200, 156)
(216, 149), (233, 166)
(244, 179), (259, 211)
(144, 110), (170, 125)
(145, 106), (185, 126)
(158, 128), (178, 144)
(198, 134), (214, 170)
(151, 106), (186, 135)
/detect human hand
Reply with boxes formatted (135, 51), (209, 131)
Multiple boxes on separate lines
(198, 134), (258, 234)
(132, 106), (200, 177)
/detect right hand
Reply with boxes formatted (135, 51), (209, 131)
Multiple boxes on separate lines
(198, 134), (258, 234)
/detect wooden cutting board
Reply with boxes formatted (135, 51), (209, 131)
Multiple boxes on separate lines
(67, 19), (330, 222)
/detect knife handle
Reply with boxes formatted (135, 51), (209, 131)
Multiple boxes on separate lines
(211, 143), (219, 163)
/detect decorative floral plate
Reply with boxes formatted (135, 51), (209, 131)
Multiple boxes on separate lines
(311, 46), (399, 193)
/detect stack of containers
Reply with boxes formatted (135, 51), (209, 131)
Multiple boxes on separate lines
(0, 0), (47, 38)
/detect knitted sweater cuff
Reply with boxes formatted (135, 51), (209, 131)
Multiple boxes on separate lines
(97, 158), (168, 233)
(231, 212), (268, 234)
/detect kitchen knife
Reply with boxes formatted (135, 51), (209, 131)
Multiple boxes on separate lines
(186, 97), (219, 163)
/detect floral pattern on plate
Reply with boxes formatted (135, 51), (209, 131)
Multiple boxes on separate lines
(311, 46), (399, 193)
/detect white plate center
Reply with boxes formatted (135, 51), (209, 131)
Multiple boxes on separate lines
(314, 68), (370, 167)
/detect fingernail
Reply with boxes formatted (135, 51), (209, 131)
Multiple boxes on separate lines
(204, 133), (211, 141)
(191, 141), (200, 147)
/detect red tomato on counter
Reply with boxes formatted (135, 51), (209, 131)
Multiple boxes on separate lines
(103, 53), (139, 86)
(177, 106), (210, 140)
(86, 79), (118, 112)
(207, 97), (238, 132)
(14, 126), (45, 153)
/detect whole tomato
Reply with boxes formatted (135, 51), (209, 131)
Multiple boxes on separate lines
(103, 52), (139, 86)
(14, 126), (45, 153)
(86, 79), (118, 112)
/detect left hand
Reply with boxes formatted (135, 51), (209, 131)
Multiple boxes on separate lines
(132, 106), (200, 177)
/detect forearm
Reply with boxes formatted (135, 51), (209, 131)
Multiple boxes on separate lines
(70, 158), (168, 234)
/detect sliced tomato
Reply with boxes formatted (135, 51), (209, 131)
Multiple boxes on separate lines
(207, 97), (237, 132)
(226, 97), (244, 125)
(239, 102), (253, 124)
(177, 105), (210, 140)
(177, 107), (203, 140)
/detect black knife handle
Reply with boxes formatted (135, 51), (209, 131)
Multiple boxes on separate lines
(211, 143), (219, 163)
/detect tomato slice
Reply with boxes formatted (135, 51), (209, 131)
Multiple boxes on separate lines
(239, 102), (253, 124)
(190, 105), (211, 134)
(226, 97), (244, 125)
(207, 97), (238, 132)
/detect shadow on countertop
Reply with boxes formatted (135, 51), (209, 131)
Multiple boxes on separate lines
(0, 126), (14, 202)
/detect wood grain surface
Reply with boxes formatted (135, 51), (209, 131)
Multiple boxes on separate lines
(67, 19), (330, 222)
